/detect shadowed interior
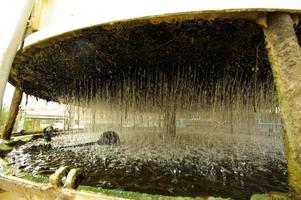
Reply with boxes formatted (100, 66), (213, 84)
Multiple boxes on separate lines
(10, 17), (296, 102)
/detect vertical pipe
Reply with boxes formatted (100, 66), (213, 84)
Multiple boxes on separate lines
(0, 0), (34, 114)
(263, 13), (301, 199)
(1, 87), (23, 140)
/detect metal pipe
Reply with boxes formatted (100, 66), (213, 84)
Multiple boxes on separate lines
(0, 0), (34, 113)
(1, 87), (23, 140)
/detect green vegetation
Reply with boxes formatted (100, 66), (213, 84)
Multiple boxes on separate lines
(250, 192), (289, 200)
(78, 185), (231, 200)
(24, 118), (58, 131)
(17, 172), (49, 184)
(24, 118), (42, 131)
(0, 143), (13, 151)
(251, 194), (270, 200)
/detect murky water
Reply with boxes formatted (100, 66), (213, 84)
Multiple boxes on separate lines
(7, 122), (287, 200)
(9, 29), (289, 199)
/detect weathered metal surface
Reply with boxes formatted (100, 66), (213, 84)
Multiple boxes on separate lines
(11, 10), (301, 102)
(25, 0), (301, 32)
(49, 166), (70, 187)
(64, 168), (83, 189)
(263, 13), (301, 199)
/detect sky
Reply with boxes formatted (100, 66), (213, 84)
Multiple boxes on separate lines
(3, 83), (64, 114)
(2, 83), (14, 108)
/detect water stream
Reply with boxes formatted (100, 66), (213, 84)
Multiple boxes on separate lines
(6, 62), (288, 199)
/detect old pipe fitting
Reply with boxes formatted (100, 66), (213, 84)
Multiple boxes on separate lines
(63, 168), (83, 189)
(49, 166), (70, 187)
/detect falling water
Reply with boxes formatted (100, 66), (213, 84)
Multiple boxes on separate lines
(5, 18), (289, 199)
(60, 54), (279, 136)
(7, 59), (287, 199)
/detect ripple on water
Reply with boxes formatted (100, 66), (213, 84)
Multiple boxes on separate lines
(6, 130), (288, 200)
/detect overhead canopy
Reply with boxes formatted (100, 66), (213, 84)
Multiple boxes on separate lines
(10, 8), (301, 102)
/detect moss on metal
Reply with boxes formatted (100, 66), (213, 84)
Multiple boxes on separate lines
(12, 20), (269, 102)
(263, 13), (301, 199)
(9, 11), (298, 103)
